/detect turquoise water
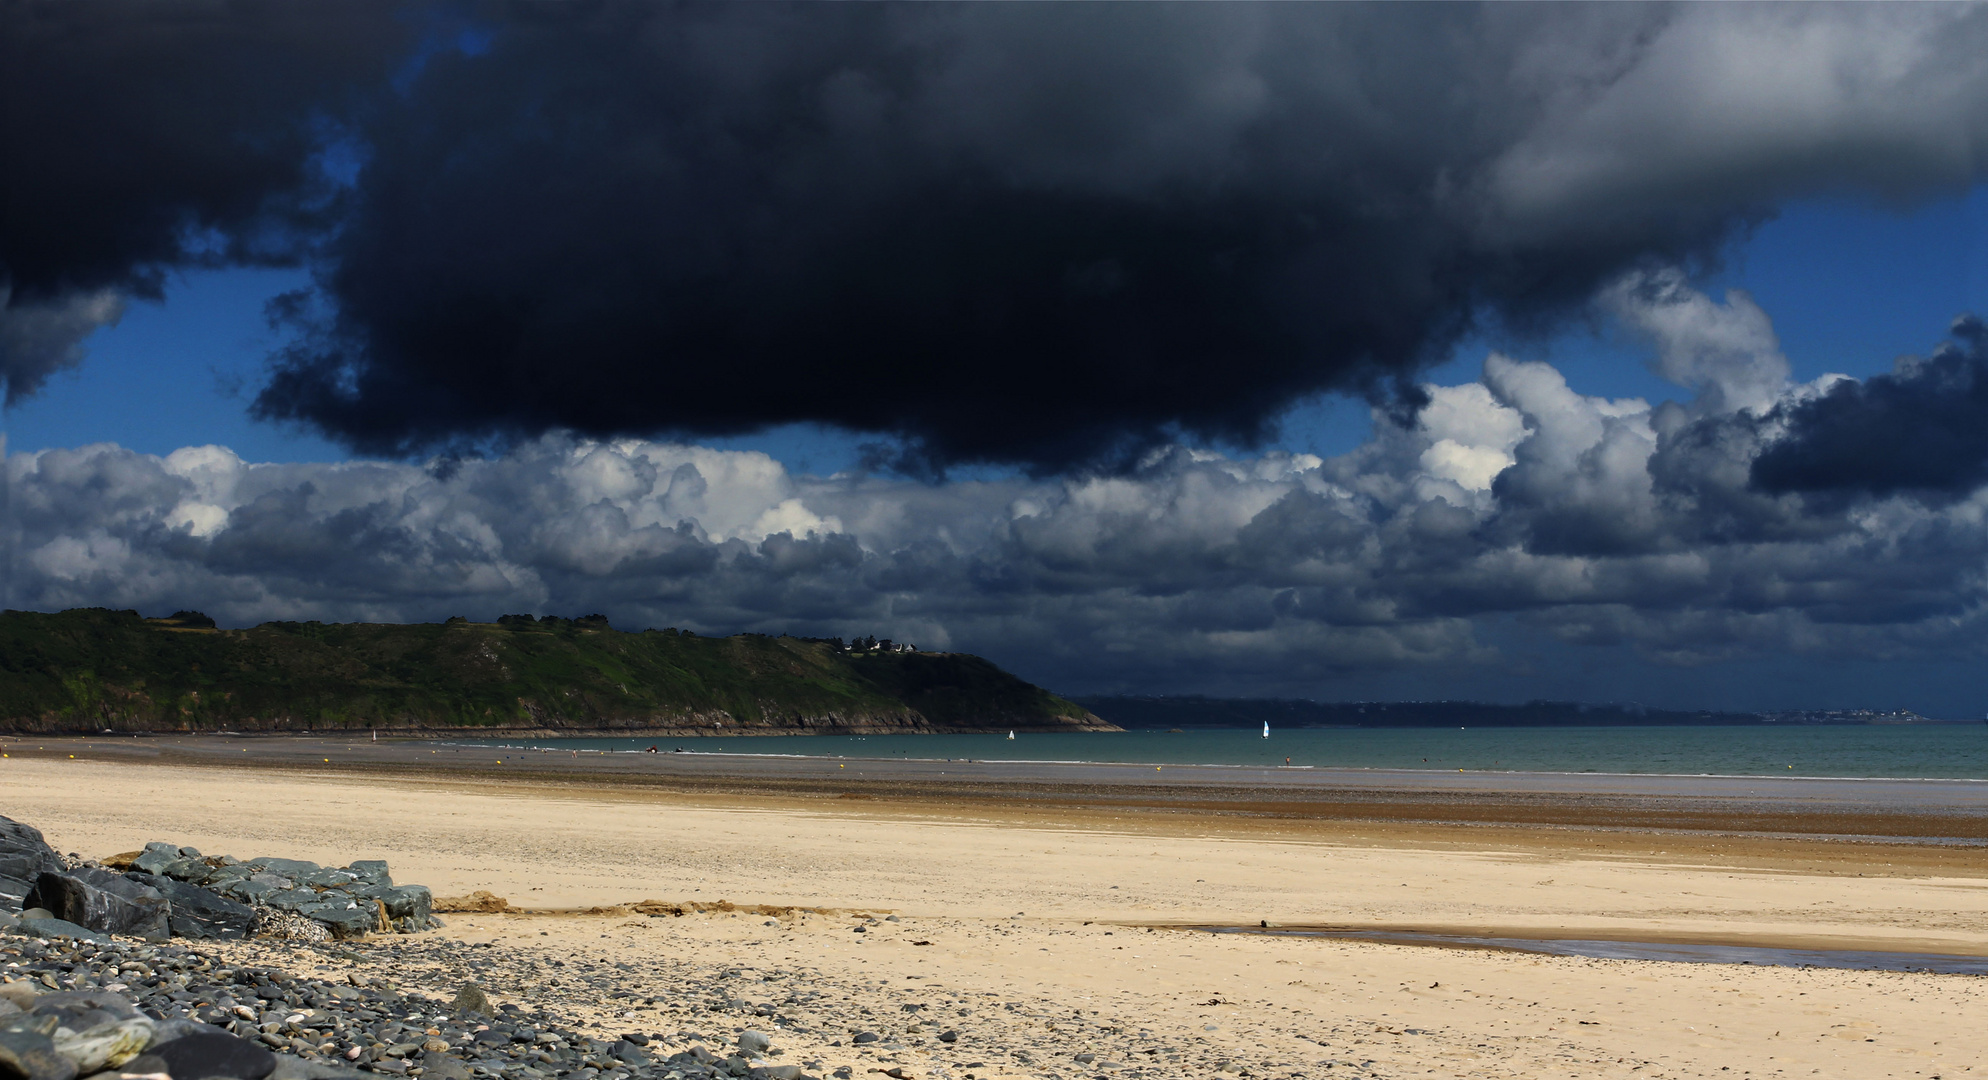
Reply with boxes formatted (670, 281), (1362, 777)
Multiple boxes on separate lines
(465, 723), (1988, 780)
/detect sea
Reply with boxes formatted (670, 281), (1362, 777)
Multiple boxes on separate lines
(465, 722), (1988, 781)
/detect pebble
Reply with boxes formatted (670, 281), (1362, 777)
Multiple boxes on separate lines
(0, 932), (815, 1080)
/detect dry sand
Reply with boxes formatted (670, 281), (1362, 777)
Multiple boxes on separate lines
(4, 747), (1985, 1080)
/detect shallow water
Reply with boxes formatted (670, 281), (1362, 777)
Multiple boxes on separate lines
(466, 723), (1988, 780)
(1198, 927), (1988, 974)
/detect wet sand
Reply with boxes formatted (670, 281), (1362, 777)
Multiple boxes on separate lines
(4, 735), (1987, 1078)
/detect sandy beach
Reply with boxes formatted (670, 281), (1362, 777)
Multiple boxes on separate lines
(4, 737), (1985, 1079)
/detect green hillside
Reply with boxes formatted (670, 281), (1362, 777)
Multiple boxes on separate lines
(0, 608), (1110, 735)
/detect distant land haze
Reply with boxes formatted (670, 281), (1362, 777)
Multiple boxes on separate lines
(0, 608), (1110, 735)
(1075, 697), (1955, 730)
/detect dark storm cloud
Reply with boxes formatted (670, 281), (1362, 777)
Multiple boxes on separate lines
(1751, 316), (1988, 498)
(251, 2), (1514, 470)
(12, 3), (1988, 469)
(0, 0), (414, 398)
(19, 288), (1988, 707)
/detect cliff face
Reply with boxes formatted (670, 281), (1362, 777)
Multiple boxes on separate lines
(0, 608), (1115, 735)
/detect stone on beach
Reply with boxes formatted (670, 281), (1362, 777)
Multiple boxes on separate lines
(0, 821), (65, 915)
(126, 875), (255, 940)
(22, 871), (169, 943)
(450, 983), (494, 1018)
(135, 1027), (278, 1080)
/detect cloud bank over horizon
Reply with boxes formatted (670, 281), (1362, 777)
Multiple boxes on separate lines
(12, 282), (1988, 712)
(6, 3), (1988, 471)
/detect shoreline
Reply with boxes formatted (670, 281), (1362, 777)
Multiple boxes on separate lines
(6, 752), (1988, 1078)
(6, 733), (1984, 850)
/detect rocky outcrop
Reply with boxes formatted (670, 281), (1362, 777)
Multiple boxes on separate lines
(0, 819), (439, 945)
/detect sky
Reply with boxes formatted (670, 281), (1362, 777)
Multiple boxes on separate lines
(7, 3), (1988, 715)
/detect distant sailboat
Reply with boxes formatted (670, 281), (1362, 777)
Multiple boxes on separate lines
(1007, 730), (1015, 740)
(1261, 721), (1270, 739)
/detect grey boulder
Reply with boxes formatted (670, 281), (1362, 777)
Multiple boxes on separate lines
(13, 917), (108, 943)
(299, 899), (377, 940)
(0, 816), (63, 915)
(418, 1051), (470, 1080)
(0, 1015), (76, 1080)
(22, 870), (169, 942)
(244, 858), (319, 879)
(128, 843), (182, 876)
(382, 885), (432, 924)
(124, 873), (255, 940)
(141, 1027), (278, 1080)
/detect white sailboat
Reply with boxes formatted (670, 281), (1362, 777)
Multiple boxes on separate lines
(1261, 721), (1270, 739)
(1007, 730), (1015, 740)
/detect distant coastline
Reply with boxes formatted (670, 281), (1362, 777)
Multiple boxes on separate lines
(1075, 695), (1970, 729)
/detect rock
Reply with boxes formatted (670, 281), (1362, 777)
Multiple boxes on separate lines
(127, 845), (180, 877)
(158, 856), (213, 884)
(143, 1020), (212, 1048)
(937, 1030), (957, 1043)
(382, 886), (434, 923)
(0, 817), (64, 915)
(758, 1067), (804, 1080)
(112, 1051), (172, 1078)
(736, 1031), (771, 1054)
(50, 1017), (154, 1073)
(14, 917), (110, 944)
(298, 899), (377, 940)
(22, 871), (168, 942)
(610, 1041), (648, 1066)
(0, 1022), (77, 1080)
(265, 1056), (369, 1080)
(346, 861), (391, 886)
(265, 889), (319, 914)
(226, 878), (283, 904)
(449, 984), (493, 1019)
(418, 1051), (470, 1080)
(244, 859), (320, 879)
(123, 875), (254, 940)
(300, 868), (358, 890)
(144, 1029), (278, 1080)
(850, 1032), (879, 1045)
